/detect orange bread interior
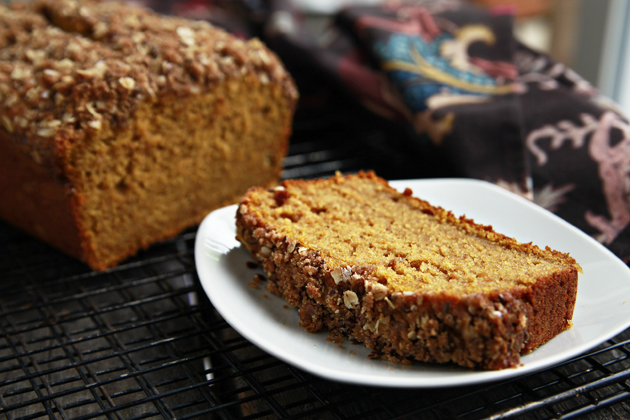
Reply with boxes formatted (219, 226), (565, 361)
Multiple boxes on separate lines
(243, 173), (577, 295)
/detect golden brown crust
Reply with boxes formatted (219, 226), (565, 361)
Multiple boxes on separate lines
(0, 0), (297, 270)
(235, 171), (580, 369)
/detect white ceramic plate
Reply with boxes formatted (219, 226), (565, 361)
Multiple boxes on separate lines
(194, 178), (630, 388)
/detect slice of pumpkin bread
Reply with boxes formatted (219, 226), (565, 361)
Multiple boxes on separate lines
(235, 171), (580, 370)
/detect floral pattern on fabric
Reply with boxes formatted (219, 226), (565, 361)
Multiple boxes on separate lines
(374, 28), (515, 112)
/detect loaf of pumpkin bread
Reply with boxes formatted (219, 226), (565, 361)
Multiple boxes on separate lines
(235, 171), (580, 370)
(0, 0), (297, 270)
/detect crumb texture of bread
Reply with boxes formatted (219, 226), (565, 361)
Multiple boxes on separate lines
(235, 171), (580, 370)
(0, 0), (297, 270)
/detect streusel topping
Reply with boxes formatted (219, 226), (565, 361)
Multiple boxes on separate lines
(0, 0), (296, 159)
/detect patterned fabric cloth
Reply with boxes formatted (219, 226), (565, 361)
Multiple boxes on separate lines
(161, 0), (630, 263)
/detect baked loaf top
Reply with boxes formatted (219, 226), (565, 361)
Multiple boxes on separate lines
(240, 171), (580, 296)
(0, 0), (297, 171)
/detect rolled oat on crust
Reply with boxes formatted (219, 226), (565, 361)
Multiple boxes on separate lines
(235, 171), (580, 370)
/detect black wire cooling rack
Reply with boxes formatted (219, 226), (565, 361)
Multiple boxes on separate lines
(3, 101), (630, 420)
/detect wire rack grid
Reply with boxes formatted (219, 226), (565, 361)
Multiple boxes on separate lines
(2, 105), (630, 420)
